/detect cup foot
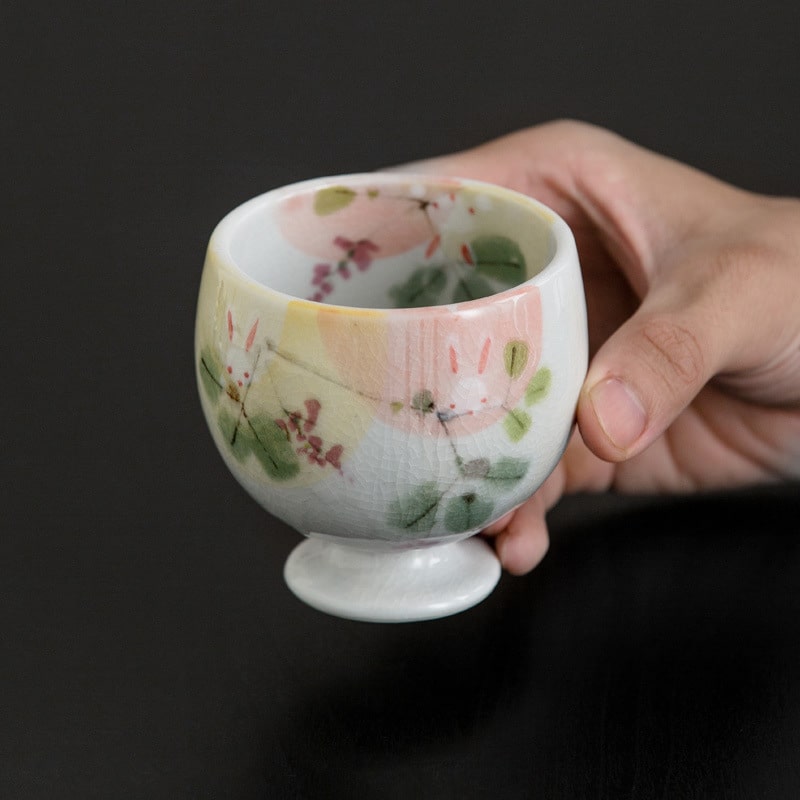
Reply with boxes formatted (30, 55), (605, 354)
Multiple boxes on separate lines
(283, 536), (501, 622)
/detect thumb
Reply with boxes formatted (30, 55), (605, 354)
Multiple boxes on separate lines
(577, 278), (722, 462)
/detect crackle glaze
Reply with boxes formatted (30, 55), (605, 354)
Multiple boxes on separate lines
(195, 173), (587, 619)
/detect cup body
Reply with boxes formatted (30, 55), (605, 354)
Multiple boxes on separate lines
(195, 174), (587, 549)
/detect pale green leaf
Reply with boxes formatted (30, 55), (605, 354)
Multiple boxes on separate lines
(218, 408), (254, 463)
(444, 492), (494, 533)
(389, 266), (447, 308)
(503, 409), (532, 442)
(485, 457), (529, 488)
(504, 340), (529, 379)
(313, 186), (357, 215)
(198, 346), (224, 402)
(472, 235), (527, 287)
(525, 367), (552, 405)
(247, 415), (301, 480)
(451, 271), (495, 303)
(387, 483), (441, 533)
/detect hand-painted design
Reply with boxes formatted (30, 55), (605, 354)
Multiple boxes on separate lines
(380, 317), (543, 440)
(469, 235), (527, 286)
(386, 400), (532, 537)
(380, 340), (550, 528)
(282, 181), (537, 309)
(389, 266), (447, 308)
(311, 185), (381, 215)
(275, 399), (345, 473)
(504, 340), (529, 379)
(502, 366), (553, 442)
(295, 185), (457, 302)
(282, 183), (457, 266)
(200, 350), (301, 481)
(525, 366), (552, 405)
(199, 311), (262, 405)
(387, 453), (531, 535)
(308, 237), (380, 302)
(388, 234), (527, 308)
(201, 310), (347, 482)
(483, 457), (530, 486)
(444, 493), (494, 533)
(313, 186), (358, 216)
(503, 409), (532, 443)
(387, 483), (442, 533)
(388, 483), (494, 536)
(217, 405), (301, 480)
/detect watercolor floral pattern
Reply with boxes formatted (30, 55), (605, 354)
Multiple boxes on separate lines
(198, 301), (554, 527)
(198, 311), (345, 482)
(308, 236), (380, 302)
(387, 235), (527, 307)
(196, 178), (565, 539)
(293, 184), (528, 306)
(384, 355), (553, 535)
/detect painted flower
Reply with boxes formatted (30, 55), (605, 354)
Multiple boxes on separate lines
(333, 236), (379, 271)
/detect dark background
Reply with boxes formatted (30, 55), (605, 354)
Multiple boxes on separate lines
(4, 2), (800, 798)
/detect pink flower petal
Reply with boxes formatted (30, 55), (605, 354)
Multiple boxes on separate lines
(333, 236), (354, 251)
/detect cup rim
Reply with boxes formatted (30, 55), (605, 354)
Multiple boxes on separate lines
(206, 172), (578, 313)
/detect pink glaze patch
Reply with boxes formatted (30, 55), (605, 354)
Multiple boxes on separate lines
(319, 287), (543, 437)
(381, 288), (543, 435)
(276, 182), (461, 260)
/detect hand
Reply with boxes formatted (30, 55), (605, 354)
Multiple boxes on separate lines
(395, 120), (800, 574)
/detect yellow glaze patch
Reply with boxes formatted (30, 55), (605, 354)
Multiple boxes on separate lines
(244, 302), (385, 487)
(287, 299), (387, 318)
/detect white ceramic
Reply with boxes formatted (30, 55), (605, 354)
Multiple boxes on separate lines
(195, 173), (587, 621)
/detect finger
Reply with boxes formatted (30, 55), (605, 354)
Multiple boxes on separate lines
(493, 494), (551, 576)
(482, 426), (616, 574)
(577, 243), (773, 461)
(486, 464), (566, 575)
(483, 510), (514, 536)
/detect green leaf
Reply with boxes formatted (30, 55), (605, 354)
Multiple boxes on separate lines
(471, 235), (527, 287)
(246, 415), (301, 480)
(218, 408), (255, 463)
(485, 457), (529, 488)
(389, 266), (447, 308)
(525, 367), (552, 405)
(504, 340), (529, 379)
(451, 271), (495, 303)
(199, 346), (224, 402)
(503, 409), (532, 442)
(444, 492), (494, 533)
(387, 483), (441, 533)
(217, 409), (300, 479)
(313, 186), (357, 215)
(411, 389), (435, 413)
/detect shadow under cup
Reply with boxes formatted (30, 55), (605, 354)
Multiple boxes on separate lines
(196, 173), (587, 621)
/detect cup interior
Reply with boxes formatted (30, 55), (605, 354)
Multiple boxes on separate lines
(222, 175), (557, 309)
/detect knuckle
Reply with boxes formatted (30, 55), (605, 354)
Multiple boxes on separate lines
(638, 317), (706, 389)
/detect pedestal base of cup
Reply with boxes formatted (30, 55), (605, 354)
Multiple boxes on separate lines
(283, 535), (501, 622)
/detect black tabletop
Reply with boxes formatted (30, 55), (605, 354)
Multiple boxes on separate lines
(5, 2), (800, 798)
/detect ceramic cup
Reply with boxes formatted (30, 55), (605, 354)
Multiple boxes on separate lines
(195, 173), (588, 621)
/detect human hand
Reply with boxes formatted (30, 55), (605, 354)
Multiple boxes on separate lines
(394, 120), (800, 574)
